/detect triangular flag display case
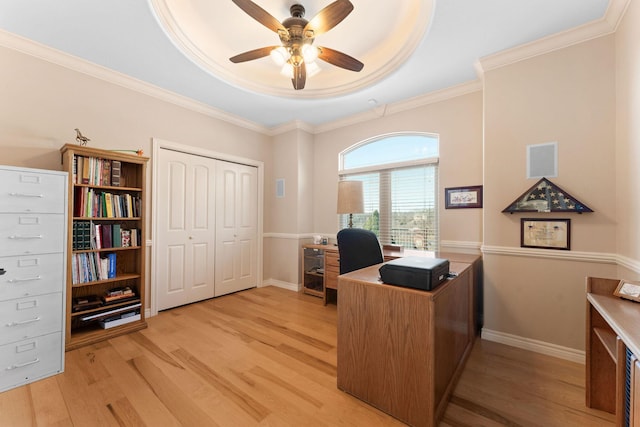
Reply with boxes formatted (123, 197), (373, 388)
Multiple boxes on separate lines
(502, 178), (593, 213)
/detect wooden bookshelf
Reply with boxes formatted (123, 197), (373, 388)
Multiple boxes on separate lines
(60, 144), (148, 351)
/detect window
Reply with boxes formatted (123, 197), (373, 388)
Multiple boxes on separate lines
(339, 133), (439, 251)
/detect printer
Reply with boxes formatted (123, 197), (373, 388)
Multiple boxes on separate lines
(379, 256), (450, 291)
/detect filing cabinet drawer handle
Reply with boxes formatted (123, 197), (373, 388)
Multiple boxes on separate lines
(9, 192), (44, 198)
(7, 276), (42, 283)
(8, 235), (44, 240)
(6, 317), (41, 327)
(6, 358), (40, 370)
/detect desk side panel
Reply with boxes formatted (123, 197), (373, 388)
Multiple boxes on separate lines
(337, 275), (433, 426)
(433, 265), (473, 415)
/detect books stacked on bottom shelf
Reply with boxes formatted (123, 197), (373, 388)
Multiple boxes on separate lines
(99, 308), (141, 329)
(102, 286), (136, 304)
(79, 302), (141, 330)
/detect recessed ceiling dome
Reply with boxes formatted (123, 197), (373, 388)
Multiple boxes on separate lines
(150, 0), (433, 99)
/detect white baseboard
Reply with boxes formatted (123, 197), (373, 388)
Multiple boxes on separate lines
(262, 278), (300, 292)
(481, 328), (585, 364)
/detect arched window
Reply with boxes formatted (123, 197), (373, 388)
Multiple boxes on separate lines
(339, 133), (439, 251)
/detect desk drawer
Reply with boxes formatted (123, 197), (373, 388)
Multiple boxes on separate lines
(0, 332), (63, 392)
(0, 293), (63, 345)
(0, 213), (65, 257)
(0, 169), (66, 214)
(325, 251), (340, 290)
(0, 253), (64, 301)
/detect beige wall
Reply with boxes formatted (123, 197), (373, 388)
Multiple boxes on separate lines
(0, 44), (272, 306)
(312, 91), (484, 245)
(483, 35), (617, 350)
(615, 0), (640, 274)
(3, 5), (640, 354)
(263, 129), (315, 286)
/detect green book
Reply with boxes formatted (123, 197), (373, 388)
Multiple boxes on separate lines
(112, 224), (121, 247)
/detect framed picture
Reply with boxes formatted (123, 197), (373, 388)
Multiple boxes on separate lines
(444, 185), (483, 209)
(521, 218), (570, 250)
(614, 280), (640, 303)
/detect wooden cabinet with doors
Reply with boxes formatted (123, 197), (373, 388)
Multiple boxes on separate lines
(586, 276), (640, 426)
(301, 244), (339, 304)
(60, 144), (147, 350)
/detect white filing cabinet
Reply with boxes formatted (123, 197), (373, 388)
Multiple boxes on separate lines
(0, 165), (67, 393)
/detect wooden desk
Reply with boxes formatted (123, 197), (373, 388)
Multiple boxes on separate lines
(337, 260), (476, 427)
(586, 277), (640, 426)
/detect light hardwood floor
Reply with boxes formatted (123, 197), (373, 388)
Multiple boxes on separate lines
(1, 286), (615, 426)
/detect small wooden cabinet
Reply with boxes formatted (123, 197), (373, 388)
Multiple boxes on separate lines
(586, 276), (640, 426)
(301, 244), (339, 304)
(60, 144), (148, 351)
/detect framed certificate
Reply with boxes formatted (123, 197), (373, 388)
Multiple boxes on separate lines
(520, 218), (570, 250)
(444, 185), (483, 209)
(614, 280), (640, 302)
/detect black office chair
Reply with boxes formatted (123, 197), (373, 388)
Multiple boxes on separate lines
(336, 228), (384, 274)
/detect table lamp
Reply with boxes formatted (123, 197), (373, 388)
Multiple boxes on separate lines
(337, 180), (364, 228)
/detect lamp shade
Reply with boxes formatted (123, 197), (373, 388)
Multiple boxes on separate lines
(337, 180), (364, 214)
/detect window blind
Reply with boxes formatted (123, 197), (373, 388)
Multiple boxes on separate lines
(340, 163), (438, 251)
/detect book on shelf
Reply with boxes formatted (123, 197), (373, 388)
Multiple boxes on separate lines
(121, 229), (131, 247)
(107, 253), (116, 278)
(112, 224), (121, 247)
(79, 302), (141, 322)
(111, 160), (121, 186)
(72, 295), (102, 312)
(99, 310), (141, 329)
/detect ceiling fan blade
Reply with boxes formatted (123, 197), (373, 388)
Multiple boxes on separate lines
(304, 0), (353, 37)
(232, 0), (287, 34)
(292, 63), (306, 90)
(317, 46), (363, 72)
(229, 46), (279, 63)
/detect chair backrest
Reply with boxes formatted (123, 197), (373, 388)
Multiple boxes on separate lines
(337, 228), (384, 274)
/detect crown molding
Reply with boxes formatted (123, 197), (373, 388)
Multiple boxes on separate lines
(266, 120), (316, 136)
(477, 0), (630, 74)
(308, 80), (483, 135)
(0, 29), (269, 135)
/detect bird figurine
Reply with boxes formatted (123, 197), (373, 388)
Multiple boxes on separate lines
(75, 128), (90, 146)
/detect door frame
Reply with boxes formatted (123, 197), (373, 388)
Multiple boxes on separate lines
(151, 137), (264, 316)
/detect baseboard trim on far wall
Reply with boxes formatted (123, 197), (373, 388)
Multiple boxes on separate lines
(262, 278), (300, 292)
(481, 328), (585, 364)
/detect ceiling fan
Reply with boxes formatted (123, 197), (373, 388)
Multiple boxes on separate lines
(229, 0), (364, 90)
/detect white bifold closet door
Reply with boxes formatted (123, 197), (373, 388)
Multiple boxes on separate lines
(214, 161), (258, 297)
(156, 148), (258, 311)
(156, 149), (216, 310)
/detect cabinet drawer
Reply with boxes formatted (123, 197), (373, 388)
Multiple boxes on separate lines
(0, 213), (65, 257)
(0, 253), (64, 301)
(0, 169), (66, 214)
(0, 293), (63, 345)
(325, 251), (340, 268)
(325, 273), (339, 290)
(0, 332), (63, 393)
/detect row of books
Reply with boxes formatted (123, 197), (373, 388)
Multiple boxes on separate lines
(71, 252), (116, 285)
(74, 186), (141, 218)
(73, 156), (122, 187)
(73, 222), (140, 250)
(72, 287), (137, 313)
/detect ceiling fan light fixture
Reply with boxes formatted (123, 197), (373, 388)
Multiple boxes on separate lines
(280, 62), (295, 78)
(301, 43), (319, 63)
(306, 61), (321, 77)
(270, 46), (290, 66)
